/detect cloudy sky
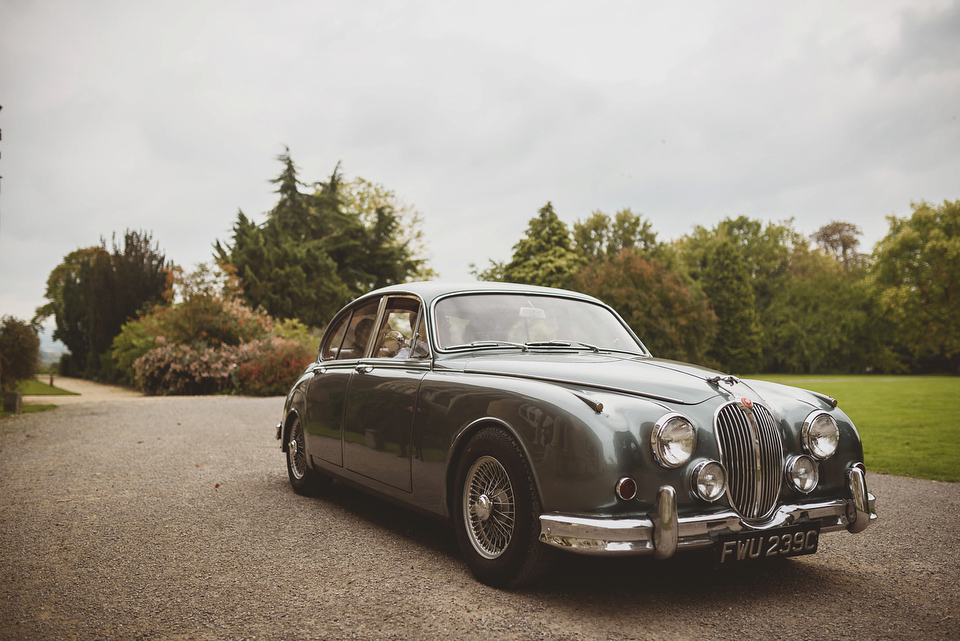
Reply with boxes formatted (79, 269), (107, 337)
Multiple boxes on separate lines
(1, 0), (958, 333)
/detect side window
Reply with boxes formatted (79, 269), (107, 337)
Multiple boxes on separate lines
(319, 311), (351, 360)
(373, 297), (427, 359)
(339, 299), (381, 360)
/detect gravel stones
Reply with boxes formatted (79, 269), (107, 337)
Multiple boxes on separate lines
(1, 397), (958, 640)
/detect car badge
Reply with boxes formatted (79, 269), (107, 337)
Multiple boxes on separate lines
(740, 397), (754, 409)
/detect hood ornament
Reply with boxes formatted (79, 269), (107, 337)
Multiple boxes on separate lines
(707, 375), (741, 387)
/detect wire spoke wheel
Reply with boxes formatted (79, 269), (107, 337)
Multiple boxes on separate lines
(287, 417), (308, 481)
(463, 455), (516, 559)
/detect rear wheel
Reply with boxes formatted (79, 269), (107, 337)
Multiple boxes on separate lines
(453, 428), (554, 588)
(285, 415), (330, 495)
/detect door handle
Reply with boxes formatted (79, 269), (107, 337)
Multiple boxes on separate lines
(355, 364), (373, 374)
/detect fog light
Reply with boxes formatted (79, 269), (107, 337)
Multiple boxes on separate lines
(616, 477), (638, 501)
(787, 455), (819, 493)
(692, 460), (726, 502)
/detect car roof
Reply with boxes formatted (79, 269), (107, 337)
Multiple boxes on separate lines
(359, 281), (604, 308)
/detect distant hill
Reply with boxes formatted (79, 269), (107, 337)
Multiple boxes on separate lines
(38, 326), (66, 368)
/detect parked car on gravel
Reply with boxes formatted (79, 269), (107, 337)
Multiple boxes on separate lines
(276, 282), (877, 587)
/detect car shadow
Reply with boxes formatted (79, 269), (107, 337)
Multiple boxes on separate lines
(282, 476), (856, 600)
(287, 477), (462, 559)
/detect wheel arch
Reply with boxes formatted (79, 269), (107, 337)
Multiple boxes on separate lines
(444, 416), (544, 521)
(280, 408), (301, 454)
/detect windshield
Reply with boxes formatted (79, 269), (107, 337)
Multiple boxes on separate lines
(433, 293), (646, 354)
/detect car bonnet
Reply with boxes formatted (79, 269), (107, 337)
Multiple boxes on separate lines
(459, 353), (724, 405)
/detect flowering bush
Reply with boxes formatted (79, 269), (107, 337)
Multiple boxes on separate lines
(131, 337), (313, 396)
(132, 343), (246, 395)
(234, 338), (315, 396)
(120, 265), (317, 396)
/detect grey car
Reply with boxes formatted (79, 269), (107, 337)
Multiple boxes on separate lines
(277, 282), (877, 587)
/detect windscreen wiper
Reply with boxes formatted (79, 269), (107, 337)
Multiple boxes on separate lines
(524, 340), (600, 352)
(445, 340), (528, 351)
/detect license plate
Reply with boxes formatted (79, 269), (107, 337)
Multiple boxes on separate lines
(715, 522), (821, 568)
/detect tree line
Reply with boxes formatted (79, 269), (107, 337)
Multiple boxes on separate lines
(18, 149), (959, 395)
(475, 200), (959, 374)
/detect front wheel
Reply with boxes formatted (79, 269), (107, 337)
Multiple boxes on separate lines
(453, 428), (554, 588)
(285, 415), (330, 495)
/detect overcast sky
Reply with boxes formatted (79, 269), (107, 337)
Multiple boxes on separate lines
(2, 0), (958, 333)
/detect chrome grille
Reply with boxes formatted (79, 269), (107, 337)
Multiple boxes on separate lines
(715, 402), (783, 521)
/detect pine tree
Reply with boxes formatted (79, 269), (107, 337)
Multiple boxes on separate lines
(216, 152), (427, 327)
(501, 202), (584, 288)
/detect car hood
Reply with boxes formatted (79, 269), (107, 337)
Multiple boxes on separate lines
(459, 352), (727, 405)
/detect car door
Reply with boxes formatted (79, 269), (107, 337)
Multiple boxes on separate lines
(342, 295), (429, 492)
(304, 297), (381, 467)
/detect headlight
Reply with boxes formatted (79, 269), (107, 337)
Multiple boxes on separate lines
(803, 411), (840, 460)
(786, 455), (819, 493)
(651, 414), (697, 468)
(692, 460), (726, 502)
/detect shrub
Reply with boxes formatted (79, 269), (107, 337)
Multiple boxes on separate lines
(132, 341), (246, 395)
(113, 295), (274, 385)
(234, 338), (314, 396)
(0, 316), (41, 393)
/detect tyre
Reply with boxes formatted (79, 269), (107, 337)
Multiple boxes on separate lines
(453, 427), (554, 588)
(285, 415), (330, 495)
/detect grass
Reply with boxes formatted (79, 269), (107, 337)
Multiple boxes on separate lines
(18, 379), (79, 396)
(755, 375), (960, 483)
(0, 379), (78, 420)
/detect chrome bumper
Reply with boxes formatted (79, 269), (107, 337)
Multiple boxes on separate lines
(539, 468), (877, 557)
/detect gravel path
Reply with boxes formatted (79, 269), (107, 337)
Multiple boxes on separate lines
(1, 396), (958, 640)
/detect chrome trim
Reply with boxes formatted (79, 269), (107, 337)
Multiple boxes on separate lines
(429, 289), (650, 356)
(691, 460), (727, 502)
(847, 467), (874, 533)
(616, 477), (638, 501)
(539, 477), (877, 557)
(651, 413), (697, 469)
(714, 401), (783, 522)
(652, 486), (678, 559)
(801, 410), (839, 460)
(785, 454), (819, 493)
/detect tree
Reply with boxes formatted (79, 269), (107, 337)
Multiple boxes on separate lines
(762, 247), (899, 373)
(812, 221), (866, 271)
(217, 211), (348, 328)
(871, 200), (960, 372)
(573, 209), (660, 261)
(701, 238), (762, 373)
(340, 177), (437, 281)
(216, 151), (428, 327)
(35, 231), (174, 378)
(492, 202), (583, 288)
(675, 216), (802, 315)
(0, 316), (40, 393)
(574, 251), (716, 363)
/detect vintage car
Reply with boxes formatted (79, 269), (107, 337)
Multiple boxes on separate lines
(277, 282), (876, 587)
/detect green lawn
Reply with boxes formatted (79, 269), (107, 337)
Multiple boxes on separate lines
(755, 375), (960, 483)
(0, 380), (78, 420)
(17, 379), (79, 396)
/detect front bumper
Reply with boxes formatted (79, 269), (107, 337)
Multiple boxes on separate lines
(539, 468), (877, 558)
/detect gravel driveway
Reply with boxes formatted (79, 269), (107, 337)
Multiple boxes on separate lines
(1, 395), (958, 640)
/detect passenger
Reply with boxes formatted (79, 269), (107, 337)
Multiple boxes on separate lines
(354, 318), (374, 355)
